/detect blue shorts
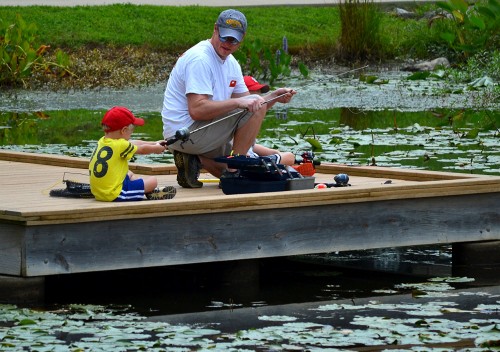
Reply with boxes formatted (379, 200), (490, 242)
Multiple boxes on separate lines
(114, 174), (145, 202)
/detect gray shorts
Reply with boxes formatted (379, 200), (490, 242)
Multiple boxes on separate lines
(168, 98), (257, 158)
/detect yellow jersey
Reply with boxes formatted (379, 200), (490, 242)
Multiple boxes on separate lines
(89, 137), (137, 201)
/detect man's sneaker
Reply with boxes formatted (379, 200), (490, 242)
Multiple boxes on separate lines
(146, 186), (177, 200)
(173, 150), (203, 188)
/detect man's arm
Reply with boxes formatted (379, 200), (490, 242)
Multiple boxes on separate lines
(187, 92), (265, 121)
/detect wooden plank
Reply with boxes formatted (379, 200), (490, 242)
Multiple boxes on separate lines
(11, 178), (500, 220)
(0, 150), (177, 175)
(315, 163), (482, 180)
(0, 223), (23, 276)
(22, 192), (500, 276)
(1, 150), (481, 179)
(0, 151), (499, 277)
(2, 167), (500, 226)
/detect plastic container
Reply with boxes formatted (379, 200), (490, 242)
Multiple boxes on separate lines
(286, 177), (315, 191)
(292, 163), (315, 176)
(219, 178), (287, 195)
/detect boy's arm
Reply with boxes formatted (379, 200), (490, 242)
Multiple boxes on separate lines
(252, 144), (280, 156)
(133, 141), (167, 155)
(130, 140), (160, 146)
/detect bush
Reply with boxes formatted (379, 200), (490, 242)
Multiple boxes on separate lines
(234, 36), (309, 86)
(336, 0), (385, 62)
(0, 14), (72, 88)
(429, 0), (500, 61)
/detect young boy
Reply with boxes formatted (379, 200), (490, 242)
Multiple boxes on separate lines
(243, 75), (295, 166)
(247, 143), (295, 166)
(89, 106), (176, 202)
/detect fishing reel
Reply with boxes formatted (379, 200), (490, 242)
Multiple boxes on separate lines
(174, 127), (190, 142)
(334, 173), (350, 186)
(314, 173), (350, 189)
(295, 151), (321, 166)
(161, 127), (191, 147)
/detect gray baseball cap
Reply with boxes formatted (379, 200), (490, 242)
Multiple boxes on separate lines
(216, 9), (247, 42)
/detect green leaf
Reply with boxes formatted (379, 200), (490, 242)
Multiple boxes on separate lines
(298, 62), (309, 78)
(439, 31), (456, 44)
(450, 0), (469, 13)
(360, 74), (379, 83)
(476, 6), (496, 19)
(305, 138), (323, 152)
(407, 72), (431, 80)
(464, 128), (479, 138)
(18, 318), (37, 326)
(468, 15), (486, 29)
(329, 137), (343, 144)
(436, 1), (454, 12)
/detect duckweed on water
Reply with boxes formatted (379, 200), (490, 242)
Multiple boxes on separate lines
(1, 277), (499, 351)
(1, 106), (499, 175)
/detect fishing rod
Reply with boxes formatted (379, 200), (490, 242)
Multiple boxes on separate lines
(162, 65), (369, 147)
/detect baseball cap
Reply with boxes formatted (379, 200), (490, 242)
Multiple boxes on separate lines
(216, 9), (247, 42)
(244, 76), (270, 93)
(101, 106), (145, 132)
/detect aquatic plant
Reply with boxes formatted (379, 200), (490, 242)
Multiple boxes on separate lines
(234, 35), (309, 85)
(0, 277), (499, 351)
(429, 0), (500, 61)
(448, 50), (500, 82)
(337, 0), (385, 62)
(0, 14), (73, 88)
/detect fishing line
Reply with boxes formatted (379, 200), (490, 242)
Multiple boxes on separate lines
(162, 65), (369, 147)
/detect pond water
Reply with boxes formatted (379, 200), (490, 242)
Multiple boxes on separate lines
(0, 68), (499, 350)
(1, 68), (499, 175)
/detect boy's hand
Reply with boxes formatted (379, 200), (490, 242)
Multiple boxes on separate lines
(156, 143), (167, 153)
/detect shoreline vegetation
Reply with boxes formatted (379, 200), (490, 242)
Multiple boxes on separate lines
(0, 1), (499, 90)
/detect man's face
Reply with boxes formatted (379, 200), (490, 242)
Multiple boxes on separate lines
(213, 25), (242, 59)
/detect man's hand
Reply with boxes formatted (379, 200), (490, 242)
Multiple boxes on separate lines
(236, 95), (266, 112)
(273, 88), (297, 104)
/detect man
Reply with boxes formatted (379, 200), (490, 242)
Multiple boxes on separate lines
(161, 9), (296, 188)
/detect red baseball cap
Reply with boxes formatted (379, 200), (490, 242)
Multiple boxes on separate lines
(244, 76), (270, 93)
(101, 106), (145, 132)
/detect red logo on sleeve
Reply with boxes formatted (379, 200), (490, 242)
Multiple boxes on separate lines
(229, 80), (237, 87)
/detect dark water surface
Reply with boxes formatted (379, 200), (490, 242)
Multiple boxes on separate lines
(0, 69), (499, 350)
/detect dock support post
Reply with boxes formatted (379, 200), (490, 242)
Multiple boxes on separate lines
(452, 240), (500, 285)
(0, 275), (45, 304)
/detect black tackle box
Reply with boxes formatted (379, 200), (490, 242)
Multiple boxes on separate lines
(215, 155), (315, 195)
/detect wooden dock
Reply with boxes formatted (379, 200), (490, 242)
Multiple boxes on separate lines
(1, 150), (499, 279)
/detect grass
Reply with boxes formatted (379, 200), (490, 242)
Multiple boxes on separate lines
(3, 3), (497, 91)
(0, 4), (432, 58)
(0, 5), (340, 53)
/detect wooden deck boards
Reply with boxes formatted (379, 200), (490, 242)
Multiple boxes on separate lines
(1, 150), (499, 277)
(0, 150), (499, 225)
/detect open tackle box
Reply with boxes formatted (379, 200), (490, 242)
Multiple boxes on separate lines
(215, 155), (315, 195)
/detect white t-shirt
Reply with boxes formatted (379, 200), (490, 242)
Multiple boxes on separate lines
(161, 40), (248, 139)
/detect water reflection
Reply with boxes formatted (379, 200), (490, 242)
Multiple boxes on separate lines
(1, 102), (499, 349)
(1, 108), (498, 175)
(1, 67), (500, 350)
(43, 245), (454, 315)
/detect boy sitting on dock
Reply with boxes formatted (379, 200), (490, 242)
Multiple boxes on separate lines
(244, 75), (295, 166)
(89, 106), (176, 202)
